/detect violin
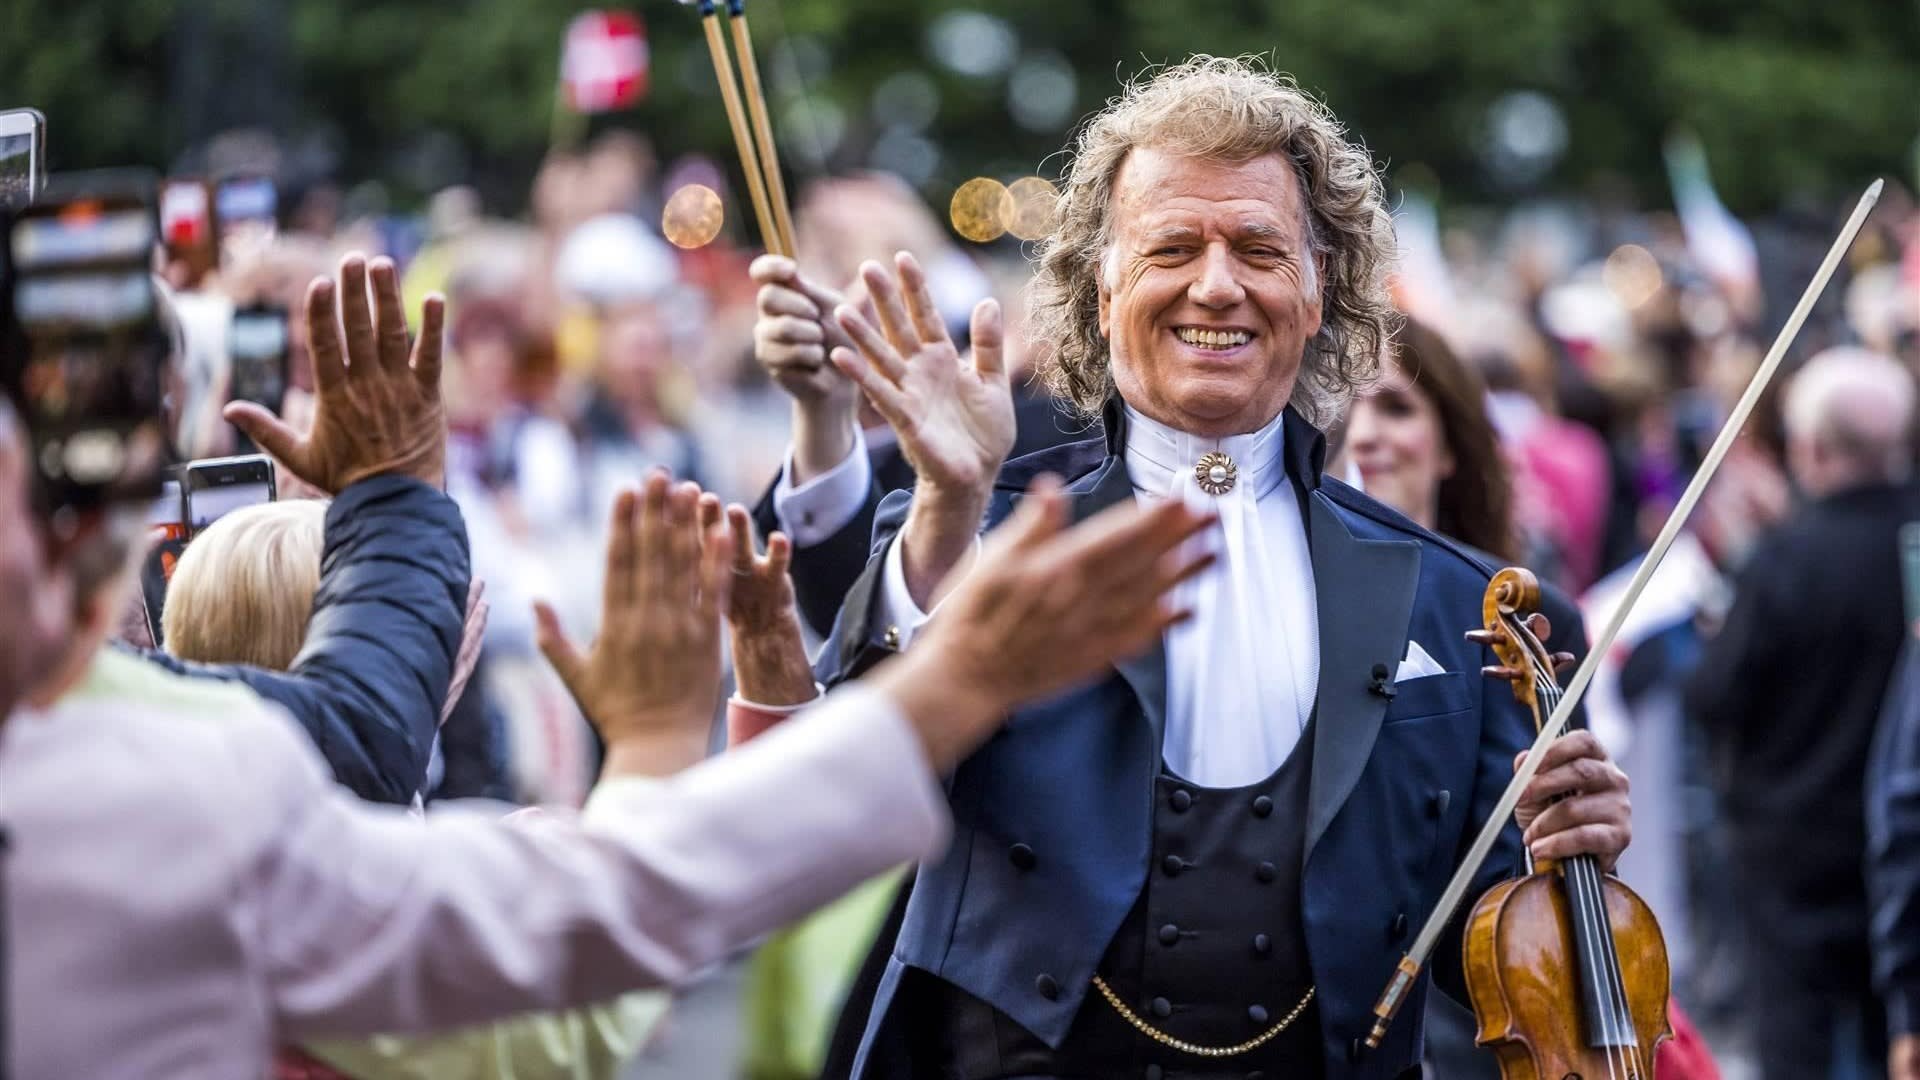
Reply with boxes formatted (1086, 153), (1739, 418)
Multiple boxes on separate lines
(1461, 568), (1671, 1080)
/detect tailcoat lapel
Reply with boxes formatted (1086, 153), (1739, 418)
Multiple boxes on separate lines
(1302, 492), (1421, 864)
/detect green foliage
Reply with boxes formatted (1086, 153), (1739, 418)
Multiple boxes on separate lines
(1, 0), (1912, 214)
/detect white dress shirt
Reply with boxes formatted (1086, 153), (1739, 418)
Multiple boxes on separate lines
(1119, 405), (1319, 786)
(777, 407), (1320, 788)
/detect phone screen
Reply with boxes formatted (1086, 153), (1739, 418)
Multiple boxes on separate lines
(0, 109), (40, 211)
(216, 177), (276, 264)
(228, 306), (289, 410)
(184, 455), (275, 535)
(7, 183), (169, 500)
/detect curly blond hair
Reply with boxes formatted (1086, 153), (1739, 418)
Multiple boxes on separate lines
(1029, 55), (1397, 427)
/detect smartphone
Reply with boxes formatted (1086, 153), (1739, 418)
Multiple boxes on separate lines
(4, 168), (171, 513)
(214, 175), (275, 264)
(160, 178), (217, 287)
(0, 107), (46, 212)
(227, 302), (288, 412)
(140, 477), (187, 646)
(182, 453), (275, 536)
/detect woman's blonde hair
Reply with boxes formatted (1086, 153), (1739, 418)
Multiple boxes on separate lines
(163, 500), (328, 672)
(1029, 55), (1398, 426)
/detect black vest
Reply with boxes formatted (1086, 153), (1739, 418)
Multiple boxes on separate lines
(911, 724), (1323, 1080)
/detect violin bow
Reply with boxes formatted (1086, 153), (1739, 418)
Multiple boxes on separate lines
(1366, 177), (1885, 1050)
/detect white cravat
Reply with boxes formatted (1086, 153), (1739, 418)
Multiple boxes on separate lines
(1123, 406), (1320, 788)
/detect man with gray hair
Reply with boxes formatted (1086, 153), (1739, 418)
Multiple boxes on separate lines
(756, 56), (1633, 1078)
(1690, 345), (1919, 1080)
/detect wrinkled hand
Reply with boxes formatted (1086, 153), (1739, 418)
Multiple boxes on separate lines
(750, 254), (859, 411)
(225, 254), (446, 493)
(707, 502), (814, 707)
(1513, 729), (1633, 871)
(440, 580), (490, 728)
(870, 479), (1216, 770)
(1890, 1034), (1920, 1080)
(831, 252), (1015, 500)
(533, 473), (731, 776)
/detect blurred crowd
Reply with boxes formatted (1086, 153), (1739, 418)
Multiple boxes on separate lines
(44, 109), (1920, 1078)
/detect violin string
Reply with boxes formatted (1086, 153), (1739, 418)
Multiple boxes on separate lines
(1515, 614), (1638, 1076)
(1535, 667), (1629, 1078)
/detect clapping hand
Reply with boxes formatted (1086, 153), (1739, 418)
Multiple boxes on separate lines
(225, 254), (447, 493)
(533, 473), (732, 778)
(830, 252), (1017, 608)
(830, 253), (1015, 501)
(707, 503), (813, 708)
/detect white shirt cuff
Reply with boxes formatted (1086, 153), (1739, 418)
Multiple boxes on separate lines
(877, 531), (981, 651)
(729, 685), (825, 714)
(772, 427), (872, 547)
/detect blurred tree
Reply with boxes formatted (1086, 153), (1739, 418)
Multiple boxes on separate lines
(0, 0), (1912, 215)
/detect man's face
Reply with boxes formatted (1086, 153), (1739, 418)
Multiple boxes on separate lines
(0, 414), (72, 714)
(1098, 149), (1323, 437)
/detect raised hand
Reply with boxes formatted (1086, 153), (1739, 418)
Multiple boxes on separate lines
(750, 254), (857, 410)
(225, 254), (447, 493)
(867, 479), (1217, 770)
(717, 503), (814, 708)
(533, 473), (733, 778)
(830, 252), (1015, 500)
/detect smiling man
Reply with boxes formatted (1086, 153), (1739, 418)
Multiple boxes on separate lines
(763, 56), (1634, 1079)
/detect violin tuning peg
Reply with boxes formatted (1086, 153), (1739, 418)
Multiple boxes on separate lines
(1525, 613), (1554, 639)
(1464, 629), (1497, 645)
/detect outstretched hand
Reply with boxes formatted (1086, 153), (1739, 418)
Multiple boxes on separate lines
(225, 254), (447, 494)
(534, 473), (732, 777)
(830, 252), (1015, 500)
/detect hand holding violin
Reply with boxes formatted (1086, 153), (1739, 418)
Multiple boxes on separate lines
(1513, 729), (1632, 872)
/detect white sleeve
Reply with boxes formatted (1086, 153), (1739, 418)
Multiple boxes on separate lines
(876, 530), (981, 651)
(259, 683), (947, 1040)
(770, 427), (872, 547)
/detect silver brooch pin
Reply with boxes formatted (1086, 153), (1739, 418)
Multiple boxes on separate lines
(1194, 450), (1237, 495)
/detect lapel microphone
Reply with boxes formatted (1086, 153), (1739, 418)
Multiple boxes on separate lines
(1368, 663), (1397, 699)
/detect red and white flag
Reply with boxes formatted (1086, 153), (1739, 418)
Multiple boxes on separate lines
(561, 10), (649, 113)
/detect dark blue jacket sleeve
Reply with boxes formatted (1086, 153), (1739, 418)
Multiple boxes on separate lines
(1871, 637), (1920, 1037)
(751, 473), (886, 640)
(137, 476), (469, 804)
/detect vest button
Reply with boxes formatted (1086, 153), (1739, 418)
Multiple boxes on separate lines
(1248, 1004), (1270, 1025)
(1158, 923), (1181, 946)
(1252, 932), (1272, 955)
(1429, 789), (1451, 818)
(882, 625), (902, 650)
(1391, 911), (1410, 940)
(1169, 789), (1192, 812)
(1255, 860), (1277, 883)
(1251, 794), (1273, 818)
(1145, 1067), (1164, 1080)
(1009, 843), (1037, 871)
(1035, 973), (1059, 1000)
(1162, 854), (1185, 877)
(1151, 996), (1172, 1018)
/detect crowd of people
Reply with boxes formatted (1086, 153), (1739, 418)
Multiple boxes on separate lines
(1, 51), (1918, 1080)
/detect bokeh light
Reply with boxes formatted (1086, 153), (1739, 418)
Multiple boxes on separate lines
(662, 184), (725, 250)
(1005, 177), (1060, 242)
(950, 177), (1012, 243)
(1602, 244), (1664, 308)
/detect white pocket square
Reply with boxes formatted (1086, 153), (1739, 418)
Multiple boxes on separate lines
(1394, 639), (1448, 682)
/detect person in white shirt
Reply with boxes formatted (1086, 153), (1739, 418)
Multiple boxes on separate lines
(750, 56), (1635, 1079)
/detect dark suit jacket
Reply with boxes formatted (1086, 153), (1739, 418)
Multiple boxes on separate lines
(134, 476), (469, 804)
(752, 386), (1095, 637)
(1870, 636), (1920, 1036)
(817, 406), (1535, 1078)
(1687, 482), (1920, 945)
